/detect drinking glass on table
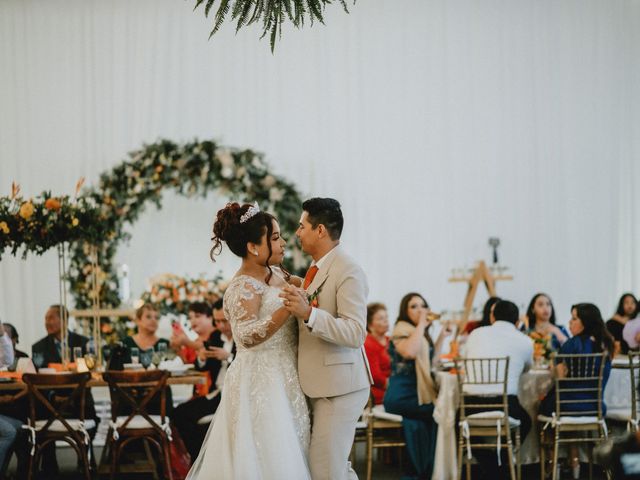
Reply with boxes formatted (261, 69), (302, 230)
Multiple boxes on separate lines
(73, 347), (83, 363)
(130, 347), (140, 364)
(140, 350), (152, 369)
(157, 343), (168, 361)
(33, 352), (45, 370)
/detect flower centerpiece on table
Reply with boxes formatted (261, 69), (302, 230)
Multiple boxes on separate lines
(529, 331), (552, 365)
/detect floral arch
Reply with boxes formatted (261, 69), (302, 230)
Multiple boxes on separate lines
(68, 138), (306, 309)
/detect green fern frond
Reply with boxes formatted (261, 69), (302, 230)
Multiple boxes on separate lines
(235, 0), (255, 31)
(248, 0), (265, 25)
(204, 0), (217, 17)
(210, 0), (231, 37)
(193, 0), (207, 11)
(193, 0), (352, 50)
(337, 0), (349, 14)
(306, 0), (325, 25)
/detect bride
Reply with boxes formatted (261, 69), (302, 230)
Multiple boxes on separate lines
(187, 202), (311, 479)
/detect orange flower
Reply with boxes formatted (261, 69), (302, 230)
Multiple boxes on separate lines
(71, 217), (79, 227)
(0, 221), (9, 234)
(18, 201), (34, 220)
(44, 198), (61, 211)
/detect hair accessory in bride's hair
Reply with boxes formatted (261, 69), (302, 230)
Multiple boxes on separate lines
(239, 202), (261, 224)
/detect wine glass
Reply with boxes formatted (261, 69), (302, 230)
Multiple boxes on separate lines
(157, 343), (168, 362)
(83, 353), (96, 371)
(151, 351), (163, 368)
(33, 352), (45, 371)
(130, 347), (140, 364)
(164, 348), (177, 362)
(140, 350), (153, 369)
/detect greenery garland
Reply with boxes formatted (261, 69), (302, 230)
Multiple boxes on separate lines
(193, 0), (352, 51)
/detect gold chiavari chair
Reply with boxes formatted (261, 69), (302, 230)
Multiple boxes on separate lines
(538, 352), (610, 480)
(606, 351), (640, 432)
(455, 356), (521, 480)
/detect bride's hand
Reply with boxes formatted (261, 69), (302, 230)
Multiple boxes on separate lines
(280, 285), (312, 320)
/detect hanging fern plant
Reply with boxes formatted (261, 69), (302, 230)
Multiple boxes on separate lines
(193, 0), (352, 51)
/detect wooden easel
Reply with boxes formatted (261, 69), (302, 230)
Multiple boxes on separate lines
(448, 261), (513, 331)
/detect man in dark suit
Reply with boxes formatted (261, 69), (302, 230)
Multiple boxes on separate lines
(172, 300), (236, 461)
(31, 305), (89, 366)
(31, 305), (97, 475)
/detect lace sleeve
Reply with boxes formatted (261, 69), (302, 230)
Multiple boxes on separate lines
(226, 278), (279, 348)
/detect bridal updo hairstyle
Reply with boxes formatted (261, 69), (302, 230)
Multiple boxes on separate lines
(210, 202), (289, 283)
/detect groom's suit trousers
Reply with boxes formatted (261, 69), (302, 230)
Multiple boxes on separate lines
(309, 386), (369, 480)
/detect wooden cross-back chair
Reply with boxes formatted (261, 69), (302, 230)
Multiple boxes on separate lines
(101, 369), (173, 480)
(22, 372), (94, 480)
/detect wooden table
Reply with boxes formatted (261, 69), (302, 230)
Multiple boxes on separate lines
(0, 370), (207, 391)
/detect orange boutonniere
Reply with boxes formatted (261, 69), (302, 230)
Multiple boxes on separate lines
(307, 277), (328, 309)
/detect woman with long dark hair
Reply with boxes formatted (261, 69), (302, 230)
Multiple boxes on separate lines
(607, 293), (638, 354)
(540, 303), (614, 478)
(384, 293), (451, 480)
(525, 293), (568, 351)
(187, 202), (311, 479)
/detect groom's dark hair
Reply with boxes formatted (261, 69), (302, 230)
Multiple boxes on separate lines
(302, 198), (343, 240)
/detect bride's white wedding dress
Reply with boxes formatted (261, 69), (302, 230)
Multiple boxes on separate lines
(186, 274), (311, 479)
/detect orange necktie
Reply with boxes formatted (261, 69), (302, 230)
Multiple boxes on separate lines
(303, 265), (319, 290)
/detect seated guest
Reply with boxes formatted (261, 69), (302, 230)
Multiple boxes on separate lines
(540, 303), (614, 478)
(462, 296), (501, 336)
(463, 300), (533, 478)
(32, 305), (89, 367)
(123, 303), (170, 362)
(0, 322), (27, 477)
(364, 302), (391, 405)
(384, 293), (450, 480)
(122, 303), (173, 414)
(0, 322), (14, 368)
(170, 300), (220, 364)
(0, 414), (22, 476)
(525, 293), (568, 351)
(607, 293), (638, 353)
(624, 316), (640, 351)
(30, 305), (97, 475)
(172, 300), (235, 461)
(1, 323), (28, 359)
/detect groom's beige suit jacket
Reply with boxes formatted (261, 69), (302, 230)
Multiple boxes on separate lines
(298, 246), (373, 398)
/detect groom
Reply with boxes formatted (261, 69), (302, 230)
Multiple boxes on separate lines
(282, 197), (372, 480)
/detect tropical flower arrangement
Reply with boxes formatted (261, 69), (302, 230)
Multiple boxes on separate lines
(140, 273), (228, 316)
(0, 180), (110, 260)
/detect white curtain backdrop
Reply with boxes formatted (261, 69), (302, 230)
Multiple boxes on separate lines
(1, 0), (639, 350)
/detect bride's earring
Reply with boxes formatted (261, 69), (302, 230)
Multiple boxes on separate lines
(253, 250), (259, 256)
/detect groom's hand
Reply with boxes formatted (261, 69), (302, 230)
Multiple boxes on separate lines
(280, 285), (312, 320)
